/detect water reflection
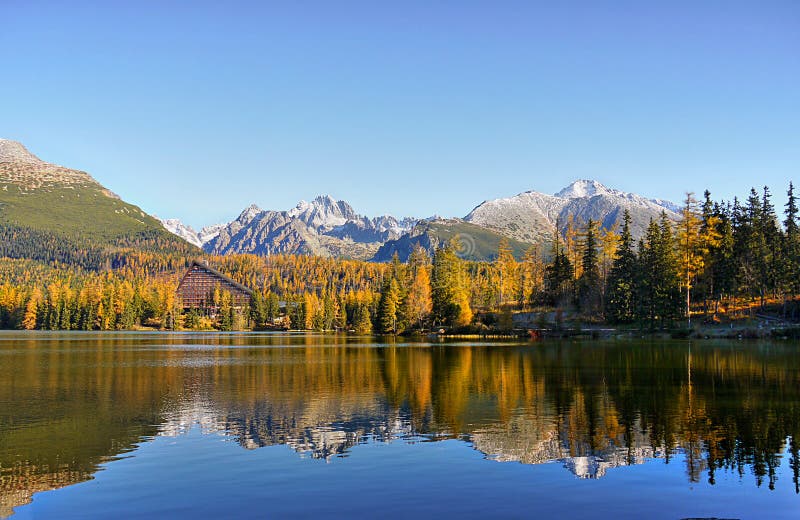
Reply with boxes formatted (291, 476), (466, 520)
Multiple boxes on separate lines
(1, 333), (799, 516)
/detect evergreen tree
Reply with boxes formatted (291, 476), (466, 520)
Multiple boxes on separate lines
(249, 291), (266, 328)
(761, 186), (781, 301)
(656, 212), (682, 327)
(637, 215), (681, 329)
(545, 222), (574, 307)
(353, 302), (373, 333)
(378, 276), (401, 333)
(577, 219), (601, 313)
(710, 202), (736, 314)
(606, 211), (637, 323)
(784, 182), (799, 299)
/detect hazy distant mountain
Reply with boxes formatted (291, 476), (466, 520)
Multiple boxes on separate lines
(203, 195), (416, 259)
(0, 139), (194, 259)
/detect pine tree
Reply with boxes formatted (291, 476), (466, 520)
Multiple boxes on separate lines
(656, 212), (682, 327)
(353, 302), (373, 333)
(250, 291), (266, 328)
(761, 186), (781, 301)
(545, 222), (574, 307)
(578, 219), (601, 313)
(378, 276), (401, 333)
(606, 211), (637, 323)
(637, 215), (681, 329)
(784, 182), (799, 300)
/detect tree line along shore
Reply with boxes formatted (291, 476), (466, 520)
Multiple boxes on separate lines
(0, 183), (798, 337)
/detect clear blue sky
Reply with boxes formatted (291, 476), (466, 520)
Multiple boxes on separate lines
(2, 1), (798, 228)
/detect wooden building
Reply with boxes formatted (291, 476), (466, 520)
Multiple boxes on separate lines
(176, 261), (253, 311)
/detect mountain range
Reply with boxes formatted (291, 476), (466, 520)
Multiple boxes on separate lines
(1, 138), (680, 263)
(159, 179), (679, 261)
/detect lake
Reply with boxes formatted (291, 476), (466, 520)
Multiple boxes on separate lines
(1, 332), (798, 519)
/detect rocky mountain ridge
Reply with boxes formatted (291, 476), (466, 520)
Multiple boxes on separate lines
(2, 138), (681, 262)
(159, 179), (679, 261)
(204, 195), (417, 259)
(464, 179), (680, 243)
(0, 138), (112, 193)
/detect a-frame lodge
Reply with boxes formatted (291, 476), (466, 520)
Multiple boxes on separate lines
(176, 261), (253, 311)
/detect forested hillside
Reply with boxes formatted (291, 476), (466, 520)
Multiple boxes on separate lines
(0, 139), (196, 261)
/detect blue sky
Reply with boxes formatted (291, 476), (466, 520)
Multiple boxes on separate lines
(2, 1), (798, 228)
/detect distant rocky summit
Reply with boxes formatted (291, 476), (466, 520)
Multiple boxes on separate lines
(204, 196), (416, 259)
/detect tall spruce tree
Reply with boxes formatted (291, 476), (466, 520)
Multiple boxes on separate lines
(378, 276), (401, 333)
(578, 219), (601, 313)
(657, 212), (682, 327)
(761, 186), (781, 301)
(784, 182), (799, 303)
(637, 214), (681, 329)
(606, 211), (637, 323)
(545, 222), (574, 307)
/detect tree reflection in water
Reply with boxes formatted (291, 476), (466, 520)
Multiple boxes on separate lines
(1, 333), (799, 516)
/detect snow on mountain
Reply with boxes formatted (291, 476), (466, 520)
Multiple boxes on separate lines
(156, 217), (225, 248)
(198, 223), (226, 245)
(465, 179), (679, 243)
(157, 218), (202, 248)
(288, 195), (358, 229)
(554, 179), (613, 199)
(157, 181), (678, 260)
(203, 196), (417, 259)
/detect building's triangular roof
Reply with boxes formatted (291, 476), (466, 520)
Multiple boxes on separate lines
(178, 260), (255, 296)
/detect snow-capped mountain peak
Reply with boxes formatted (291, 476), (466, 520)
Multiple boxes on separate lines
(156, 217), (224, 248)
(288, 194), (358, 229)
(465, 179), (679, 244)
(555, 179), (612, 199)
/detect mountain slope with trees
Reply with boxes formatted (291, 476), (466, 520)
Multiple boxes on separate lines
(0, 139), (197, 269)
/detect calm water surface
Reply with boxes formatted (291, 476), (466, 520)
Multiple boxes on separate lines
(1, 332), (799, 519)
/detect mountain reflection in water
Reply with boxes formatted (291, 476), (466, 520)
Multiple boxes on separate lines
(1, 332), (799, 516)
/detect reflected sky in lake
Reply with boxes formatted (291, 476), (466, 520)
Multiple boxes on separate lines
(1, 332), (798, 518)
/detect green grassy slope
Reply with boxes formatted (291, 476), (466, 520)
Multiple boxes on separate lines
(0, 183), (167, 240)
(0, 152), (197, 266)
